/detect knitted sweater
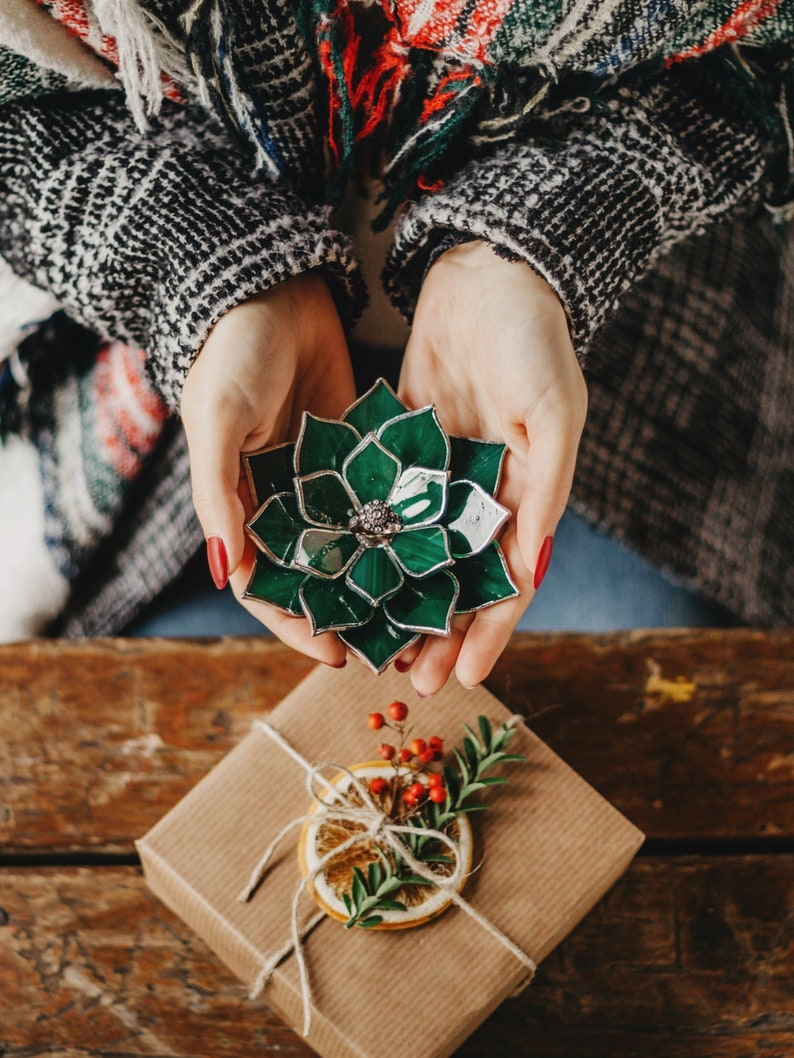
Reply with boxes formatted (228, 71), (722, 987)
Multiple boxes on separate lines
(0, 0), (792, 636)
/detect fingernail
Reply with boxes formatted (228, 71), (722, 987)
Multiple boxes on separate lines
(207, 537), (228, 590)
(533, 535), (554, 590)
(394, 659), (412, 673)
(328, 658), (347, 669)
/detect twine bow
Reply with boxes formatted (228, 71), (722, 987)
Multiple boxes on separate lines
(238, 720), (536, 1037)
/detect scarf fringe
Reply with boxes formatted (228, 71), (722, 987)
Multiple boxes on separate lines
(92, 0), (190, 128)
(180, 0), (284, 177)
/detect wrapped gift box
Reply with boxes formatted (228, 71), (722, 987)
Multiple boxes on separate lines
(137, 663), (643, 1058)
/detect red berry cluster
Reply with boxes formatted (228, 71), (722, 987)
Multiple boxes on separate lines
(366, 701), (447, 812)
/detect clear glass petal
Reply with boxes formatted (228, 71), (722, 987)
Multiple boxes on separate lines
(343, 378), (408, 435)
(339, 609), (420, 675)
(388, 467), (448, 527)
(242, 554), (306, 615)
(300, 576), (373, 633)
(346, 546), (403, 605)
(384, 571), (459, 635)
(293, 529), (360, 579)
(296, 471), (358, 529)
(342, 434), (401, 505)
(446, 480), (510, 559)
(377, 406), (449, 471)
(454, 541), (520, 613)
(246, 492), (303, 565)
(390, 526), (452, 578)
(295, 413), (361, 476)
(243, 443), (296, 508)
(449, 436), (506, 495)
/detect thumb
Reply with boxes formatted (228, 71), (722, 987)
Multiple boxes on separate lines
(515, 412), (583, 594)
(182, 397), (250, 590)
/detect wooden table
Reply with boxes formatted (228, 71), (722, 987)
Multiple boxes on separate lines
(1, 630), (792, 1058)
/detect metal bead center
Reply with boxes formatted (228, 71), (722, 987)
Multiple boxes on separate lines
(351, 500), (403, 540)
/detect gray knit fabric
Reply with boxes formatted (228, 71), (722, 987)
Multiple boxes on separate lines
(0, 93), (365, 412)
(0, 5), (791, 632)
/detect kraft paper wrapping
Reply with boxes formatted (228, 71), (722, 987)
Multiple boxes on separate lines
(138, 663), (644, 1058)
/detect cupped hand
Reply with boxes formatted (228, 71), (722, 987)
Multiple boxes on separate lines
(397, 240), (587, 694)
(180, 271), (356, 665)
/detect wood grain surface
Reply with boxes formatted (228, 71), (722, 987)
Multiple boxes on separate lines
(1, 632), (792, 1058)
(2, 857), (792, 1058)
(1, 631), (793, 854)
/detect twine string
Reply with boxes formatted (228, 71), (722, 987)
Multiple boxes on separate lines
(240, 720), (536, 1036)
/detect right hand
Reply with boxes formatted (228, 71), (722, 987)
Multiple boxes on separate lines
(395, 241), (588, 694)
(180, 271), (355, 666)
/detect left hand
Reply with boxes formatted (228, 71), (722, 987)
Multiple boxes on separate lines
(397, 240), (588, 694)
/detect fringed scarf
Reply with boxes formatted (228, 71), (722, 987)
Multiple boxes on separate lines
(25, 0), (794, 214)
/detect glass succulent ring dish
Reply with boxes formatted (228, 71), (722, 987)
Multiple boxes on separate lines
(242, 380), (519, 673)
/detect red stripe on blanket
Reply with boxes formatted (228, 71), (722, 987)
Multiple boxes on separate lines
(95, 343), (168, 480)
(393, 0), (513, 60)
(460, 0), (516, 63)
(666, 0), (782, 65)
(35, 0), (182, 104)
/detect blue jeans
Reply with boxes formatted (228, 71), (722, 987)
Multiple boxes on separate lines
(124, 511), (738, 636)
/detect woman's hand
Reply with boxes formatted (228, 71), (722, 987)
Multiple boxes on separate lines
(180, 271), (355, 666)
(397, 240), (587, 694)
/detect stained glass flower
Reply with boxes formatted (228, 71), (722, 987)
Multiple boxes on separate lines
(242, 380), (518, 673)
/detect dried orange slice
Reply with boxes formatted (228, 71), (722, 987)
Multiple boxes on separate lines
(298, 762), (472, 929)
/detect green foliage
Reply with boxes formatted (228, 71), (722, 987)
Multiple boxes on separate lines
(342, 850), (432, 930)
(341, 717), (525, 929)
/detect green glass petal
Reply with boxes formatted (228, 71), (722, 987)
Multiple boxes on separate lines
(384, 570), (459, 635)
(343, 379), (408, 435)
(243, 554), (306, 615)
(449, 436), (506, 495)
(300, 575), (373, 633)
(293, 529), (360, 578)
(389, 467), (448, 527)
(295, 414), (361, 476)
(446, 480), (510, 559)
(247, 492), (303, 565)
(339, 609), (420, 675)
(390, 526), (452, 577)
(243, 443), (296, 508)
(377, 407), (449, 471)
(346, 546), (403, 605)
(296, 471), (357, 529)
(454, 542), (520, 613)
(343, 434), (401, 505)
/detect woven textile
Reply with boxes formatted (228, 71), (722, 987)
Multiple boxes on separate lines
(0, 0), (792, 635)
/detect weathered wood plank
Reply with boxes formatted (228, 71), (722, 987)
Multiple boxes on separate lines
(1, 631), (793, 853)
(1, 858), (792, 1056)
(489, 628), (794, 844)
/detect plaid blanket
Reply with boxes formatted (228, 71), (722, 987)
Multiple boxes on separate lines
(0, 0), (792, 637)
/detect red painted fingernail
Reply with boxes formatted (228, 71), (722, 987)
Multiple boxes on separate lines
(207, 537), (228, 590)
(533, 535), (554, 590)
(394, 658), (412, 673)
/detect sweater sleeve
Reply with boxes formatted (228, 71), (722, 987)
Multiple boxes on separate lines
(0, 90), (364, 410)
(385, 54), (790, 354)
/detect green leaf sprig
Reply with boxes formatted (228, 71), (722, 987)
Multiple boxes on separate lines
(342, 716), (525, 928)
(342, 850), (434, 929)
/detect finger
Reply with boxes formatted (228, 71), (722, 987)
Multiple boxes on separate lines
(392, 638), (423, 673)
(455, 524), (532, 688)
(455, 593), (529, 689)
(410, 614), (474, 697)
(229, 561), (348, 667)
(515, 405), (584, 590)
(182, 393), (251, 586)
